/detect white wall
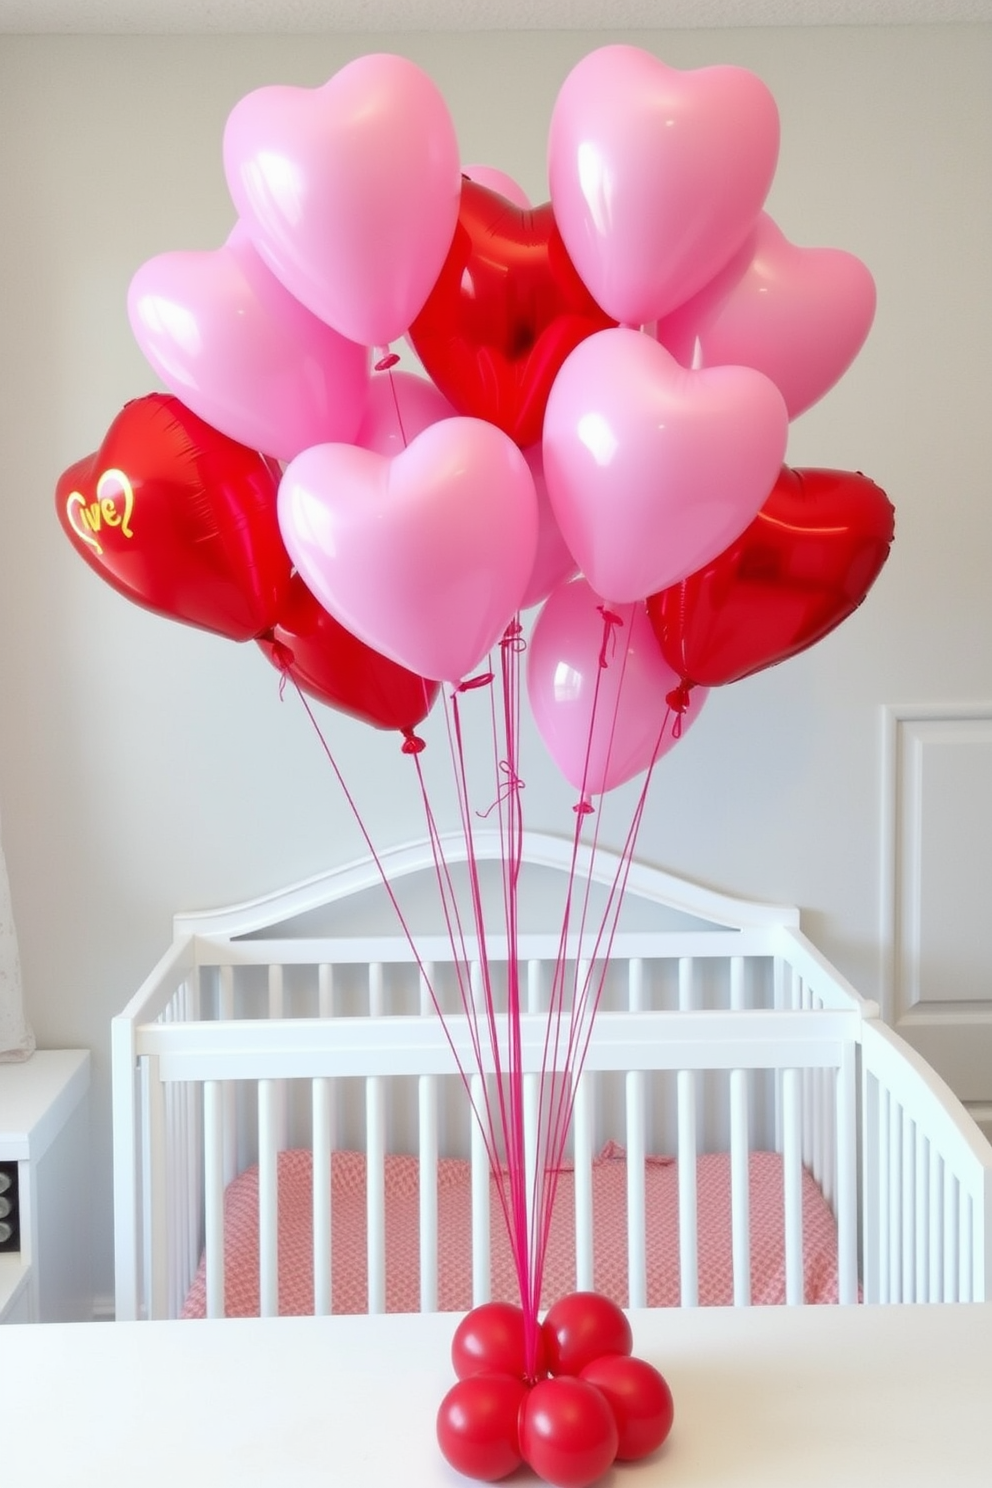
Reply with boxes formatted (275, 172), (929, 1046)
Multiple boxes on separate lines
(1, 24), (990, 1309)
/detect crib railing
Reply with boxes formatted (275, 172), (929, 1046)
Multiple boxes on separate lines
(110, 835), (992, 1324)
(860, 1019), (992, 1303)
(116, 999), (863, 1322)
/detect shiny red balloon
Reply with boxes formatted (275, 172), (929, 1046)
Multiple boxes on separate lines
(257, 574), (439, 733)
(579, 1353), (675, 1462)
(56, 393), (292, 641)
(436, 1372), (528, 1482)
(408, 178), (616, 449)
(541, 1291), (633, 1378)
(519, 1376), (619, 1488)
(647, 465), (895, 689)
(451, 1301), (547, 1382)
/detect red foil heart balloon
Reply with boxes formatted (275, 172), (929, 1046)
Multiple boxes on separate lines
(646, 466), (894, 689)
(408, 178), (616, 449)
(56, 393), (292, 641)
(257, 575), (439, 733)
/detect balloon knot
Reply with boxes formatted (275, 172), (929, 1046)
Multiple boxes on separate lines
(573, 797), (595, 816)
(665, 680), (693, 714)
(374, 350), (400, 372)
(455, 671), (495, 694)
(596, 606), (624, 668)
(401, 729), (426, 755)
(501, 619), (526, 653)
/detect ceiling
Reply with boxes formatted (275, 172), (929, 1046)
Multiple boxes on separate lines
(1, 0), (990, 32)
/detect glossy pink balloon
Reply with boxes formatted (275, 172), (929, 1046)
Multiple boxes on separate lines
(548, 44), (779, 327)
(462, 164), (531, 209)
(224, 54), (461, 348)
(656, 213), (877, 420)
(527, 578), (707, 795)
(278, 418), (538, 684)
(354, 369), (456, 456)
(519, 443), (578, 610)
(542, 327), (788, 604)
(128, 223), (370, 463)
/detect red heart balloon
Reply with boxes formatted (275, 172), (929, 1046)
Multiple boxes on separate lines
(408, 178), (616, 449)
(257, 574), (440, 733)
(646, 466), (894, 689)
(56, 393), (292, 642)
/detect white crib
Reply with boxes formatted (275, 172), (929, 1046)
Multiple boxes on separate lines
(112, 831), (992, 1324)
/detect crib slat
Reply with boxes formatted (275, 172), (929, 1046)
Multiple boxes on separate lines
(312, 1076), (333, 1316)
(525, 960), (544, 1265)
(960, 1188), (973, 1302)
(626, 1070), (647, 1309)
(729, 1068), (751, 1307)
(861, 1068), (880, 1305)
(929, 1146), (943, 1303)
(470, 1072), (490, 1306)
(147, 1055), (169, 1321)
(677, 1069), (699, 1307)
(219, 967), (238, 1189)
(203, 1078), (225, 1320)
(258, 1079), (279, 1318)
(418, 964), (439, 1313)
(886, 1095), (904, 1303)
(878, 1086), (891, 1303)
(729, 956), (745, 1012)
(267, 966), (289, 1156)
(419, 1074), (439, 1313)
(782, 1068), (803, 1306)
(366, 1074), (386, 1314)
(902, 1114), (916, 1303)
(318, 963), (334, 1018)
(836, 1044), (858, 1304)
(915, 1133), (930, 1304)
(944, 1173), (959, 1302)
(573, 1074), (594, 1292)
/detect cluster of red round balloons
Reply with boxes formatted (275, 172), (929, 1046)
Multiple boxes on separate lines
(437, 1294), (674, 1486)
(57, 42), (894, 795)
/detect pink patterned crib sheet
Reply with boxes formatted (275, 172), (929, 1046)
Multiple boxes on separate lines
(182, 1143), (843, 1317)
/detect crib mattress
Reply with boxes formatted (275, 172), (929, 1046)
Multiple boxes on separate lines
(181, 1144), (841, 1317)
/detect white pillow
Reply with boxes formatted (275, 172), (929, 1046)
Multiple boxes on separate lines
(0, 837), (33, 1062)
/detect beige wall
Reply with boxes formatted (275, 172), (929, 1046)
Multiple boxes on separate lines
(1, 24), (990, 1307)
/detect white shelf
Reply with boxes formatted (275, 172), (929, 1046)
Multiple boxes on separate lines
(0, 1050), (91, 1323)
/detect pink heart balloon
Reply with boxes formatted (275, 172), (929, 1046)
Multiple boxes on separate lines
(526, 577), (707, 796)
(224, 53), (462, 348)
(461, 164), (532, 209)
(128, 223), (370, 462)
(354, 368), (456, 456)
(548, 44), (780, 327)
(542, 327), (788, 605)
(278, 418), (538, 684)
(655, 213), (877, 420)
(519, 443), (578, 610)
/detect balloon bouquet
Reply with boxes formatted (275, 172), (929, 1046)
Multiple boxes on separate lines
(57, 44), (894, 1487)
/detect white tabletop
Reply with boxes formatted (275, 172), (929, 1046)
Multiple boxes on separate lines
(2, 1303), (990, 1486)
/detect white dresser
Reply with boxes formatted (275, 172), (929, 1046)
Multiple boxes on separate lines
(0, 1049), (91, 1323)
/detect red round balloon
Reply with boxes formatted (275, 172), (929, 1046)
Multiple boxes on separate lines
(451, 1301), (547, 1382)
(519, 1376), (619, 1488)
(56, 393), (292, 641)
(542, 1292), (633, 1378)
(646, 465), (895, 690)
(408, 177), (616, 449)
(579, 1353), (675, 1461)
(257, 574), (439, 732)
(436, 1372), (528, 1483)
